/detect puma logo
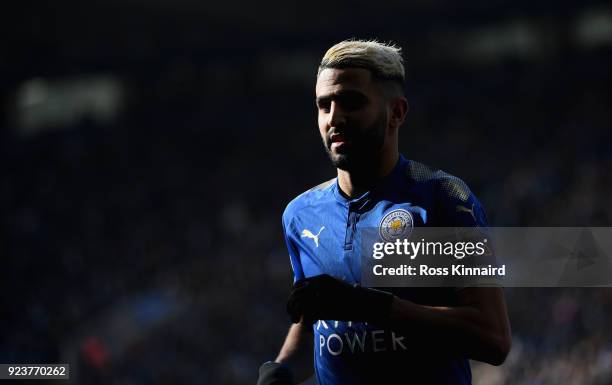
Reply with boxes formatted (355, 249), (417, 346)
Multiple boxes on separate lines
(456, 203), (476, 222)
(301, 226), (325, 247)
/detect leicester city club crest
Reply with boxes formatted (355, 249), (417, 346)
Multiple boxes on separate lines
(379, 209), (414, 242)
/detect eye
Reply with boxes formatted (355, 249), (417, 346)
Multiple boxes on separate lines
(338, 94), (367, 111)
(317, 99), (331, 112)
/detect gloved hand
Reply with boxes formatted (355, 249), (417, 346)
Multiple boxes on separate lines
(286, 274), (394, 325)
(257, 361), (294, 385)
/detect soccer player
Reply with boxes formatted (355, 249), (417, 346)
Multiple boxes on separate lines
(257, 40), (511, 385)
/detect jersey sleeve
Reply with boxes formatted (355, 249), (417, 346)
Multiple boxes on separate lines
(435, 176), (502, 288)
(436, 175), (488, 227)
(282, 209), (304, 282)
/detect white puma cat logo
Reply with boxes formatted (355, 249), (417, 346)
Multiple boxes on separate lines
(301, 226), (325, 247)
(456, 203), (476, 222)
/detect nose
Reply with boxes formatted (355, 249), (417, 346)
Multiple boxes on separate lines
(327, 101), (346, 128)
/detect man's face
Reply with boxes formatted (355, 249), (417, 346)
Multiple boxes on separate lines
(315, 67), (389, 171)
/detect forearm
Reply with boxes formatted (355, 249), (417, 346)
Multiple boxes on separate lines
(258, 323), (310, 385)
(389, 290), (511, 365)
(275, 322), (309, 364)
(274, 321), (314, 382)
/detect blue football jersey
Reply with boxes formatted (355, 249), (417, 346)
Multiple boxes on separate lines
(282, 155), (488, 385)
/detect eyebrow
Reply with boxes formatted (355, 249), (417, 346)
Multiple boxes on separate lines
(315, 89), (367, 105)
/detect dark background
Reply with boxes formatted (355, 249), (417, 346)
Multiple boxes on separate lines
(1, 1), (611, 384)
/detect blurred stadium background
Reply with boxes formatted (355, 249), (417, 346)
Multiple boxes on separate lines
(2, 1), (612, 384)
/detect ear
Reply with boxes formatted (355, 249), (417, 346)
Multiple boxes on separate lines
(389, 97), (409, 131)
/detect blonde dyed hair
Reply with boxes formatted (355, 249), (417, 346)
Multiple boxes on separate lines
(318, 39), (405, 85)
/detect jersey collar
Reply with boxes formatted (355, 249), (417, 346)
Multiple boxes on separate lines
(332, 155), (408, 206)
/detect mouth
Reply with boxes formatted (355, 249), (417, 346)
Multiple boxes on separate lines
(330, 133), (350, 150)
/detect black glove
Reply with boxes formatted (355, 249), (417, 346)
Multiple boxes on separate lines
(257, 361), (294, 385)
(286, 274), (394, 325)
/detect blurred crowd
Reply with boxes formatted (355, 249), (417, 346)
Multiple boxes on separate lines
(2, 4), (612, 383)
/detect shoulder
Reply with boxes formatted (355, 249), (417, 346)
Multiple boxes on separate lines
(404, 159), (487, 226)
(282, 178), (336, 226)
(404, 159), (472, 204)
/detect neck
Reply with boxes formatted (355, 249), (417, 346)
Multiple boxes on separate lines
(337, 151), (399, 198)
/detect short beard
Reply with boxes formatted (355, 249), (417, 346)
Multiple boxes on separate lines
(325, 112), (387, 172)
